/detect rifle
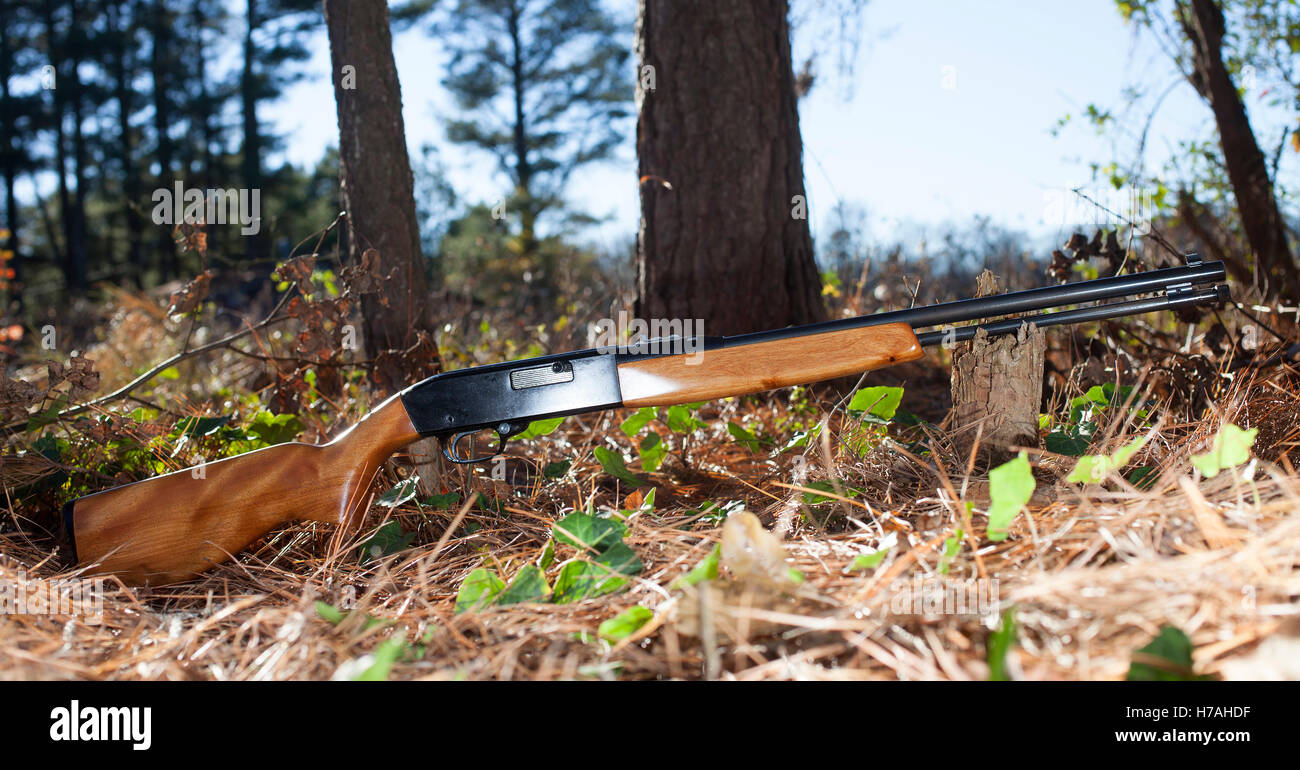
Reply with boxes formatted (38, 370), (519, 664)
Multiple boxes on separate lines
(65, 255), (1229, 584)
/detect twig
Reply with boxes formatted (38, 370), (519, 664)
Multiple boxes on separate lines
(2, 285), (299, 433)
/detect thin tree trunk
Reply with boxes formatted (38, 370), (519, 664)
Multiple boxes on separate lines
(150, 0), (176, 279)
(1180, 0), (1299, 300)
(110, 0), (143, 286)
(67, 0), (88, 291)
(635, 0), (825, 336)
(0, 8), (21, 303)
(323, 0), (441, 396)
(45, 0), (71, 281)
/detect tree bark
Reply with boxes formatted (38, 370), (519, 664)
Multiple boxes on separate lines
(949, 272), (1045, 466)
(1179, 0), (1299, 301)
(150, 0), (177, 278)
(323, 0), (441, 396)
(635, 0), (825, 336)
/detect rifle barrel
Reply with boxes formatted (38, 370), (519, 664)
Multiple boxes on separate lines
(717, 259), (1226, 349)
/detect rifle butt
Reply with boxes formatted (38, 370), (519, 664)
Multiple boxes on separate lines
(67, 394), (421, 585)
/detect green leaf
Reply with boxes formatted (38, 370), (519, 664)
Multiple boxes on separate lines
(851, 549), (890, 570)
(422, 492), (461, 509)
(515, 417), (564, 440)
(847, 385), (904, 422)
(672, 545), (721, 589)
(542, 460), (572, 479)
(987, 453), (1034, 542)
(1127, 465), (1157, 490)
(315, 601), (346, 625)
(495, 565), (550, 606)
(174, 415), (231, 437)
(154, 366), (180, 381)
(552, 561), (628, 603)
(354, 637), (406, 681)
(595, 541), (643, 576)
(727, 421), (761, 452)
(247, 411), (304, 445)
(1191, 424), (1257, 478)
(552, 512), (627, 553)
(454, 568), (505, 614)
(377, 477), (421, 508)
(1046, 430), (1092, 456)
(938, 530), (963, 575)
(786, 567), (805, 584)
(358, 521), (414, 562)
(593, 446), (645, 486)
(801, 480), (838, 505)
(598, 606), (653, 642)
(665, 404), (706, 434)
(620, 406), (657, 437)
(638, 431), (666, 472)
(537, 539), (555, 569)
(987, 607), (1017, 681)
(1126, 626), (1210, 681)
(1066, 436), (1146, 484)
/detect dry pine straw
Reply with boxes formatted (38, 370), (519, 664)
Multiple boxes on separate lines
(1, 365), (1299, 681)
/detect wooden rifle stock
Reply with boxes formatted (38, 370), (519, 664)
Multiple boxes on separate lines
(65, 323), (923, 585)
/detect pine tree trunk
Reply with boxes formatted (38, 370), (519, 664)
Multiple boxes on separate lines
(150, 0), (176, 279)
(323, 0), (441, 396)
(634, 0), (825, 336)
(1181, 0), (1299, 301)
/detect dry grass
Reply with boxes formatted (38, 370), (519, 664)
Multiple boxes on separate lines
(3, 343), (1298, 681)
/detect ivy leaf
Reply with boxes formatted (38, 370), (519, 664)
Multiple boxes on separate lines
(1127, 626), (1210, 681)
(1191, 424), (1257, 478)
(638, 431), (666, 472)
(801, 480), (838, 505)
(593, 446), (646, 486)
(495, 565), (550, 606)
(847, 385), (904, 422)
(454, 568), (505, 614)
(542, 460), (571, 479)
(620, 406), (657, 437)
(987, 453), (1034, 541)
(665, 404), (706, 434)
(598, 606), (653, 642)
(551, 512), (627, 553)
(358, 520), (414, 562)
(672, 545), (721, 589)
(515, 417), (564, 440)
(552, 561), (627, 603)
(173, 415), (231, 437)
(315, 601), (346, 625)
(354, 637), (406, 681)
(594, 541), (643, 576)
(247, 411), (304, 445)
(422, 492), (461, 509)
(727, 421), (761, 452)
(376, 477), (421, 508)
(1067, 436), (1146, 484)
(1046, 429), (1092, 456)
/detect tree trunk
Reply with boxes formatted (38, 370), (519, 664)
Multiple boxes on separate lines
(240, 0), (268, 262)
(1180, 0), (1299, 301)
(109, 0), (143, 287)
(150, 0), (176, 278)
(67, 0), (88, 290)
(949, 271), (1045, 466)
(323, 0), (441, 397)
(635, 0), (825, 336)
(0, 10), (21, 303)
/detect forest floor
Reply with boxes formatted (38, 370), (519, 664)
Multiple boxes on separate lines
(2, 287), (1299, 681)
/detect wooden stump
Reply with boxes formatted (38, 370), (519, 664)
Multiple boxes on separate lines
(950, 272), (1045, 466)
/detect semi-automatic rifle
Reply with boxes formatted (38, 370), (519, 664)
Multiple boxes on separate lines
(65, 255), (1229, 584)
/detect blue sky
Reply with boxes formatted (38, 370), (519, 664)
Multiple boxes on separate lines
(261, 0), (1297, 255)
